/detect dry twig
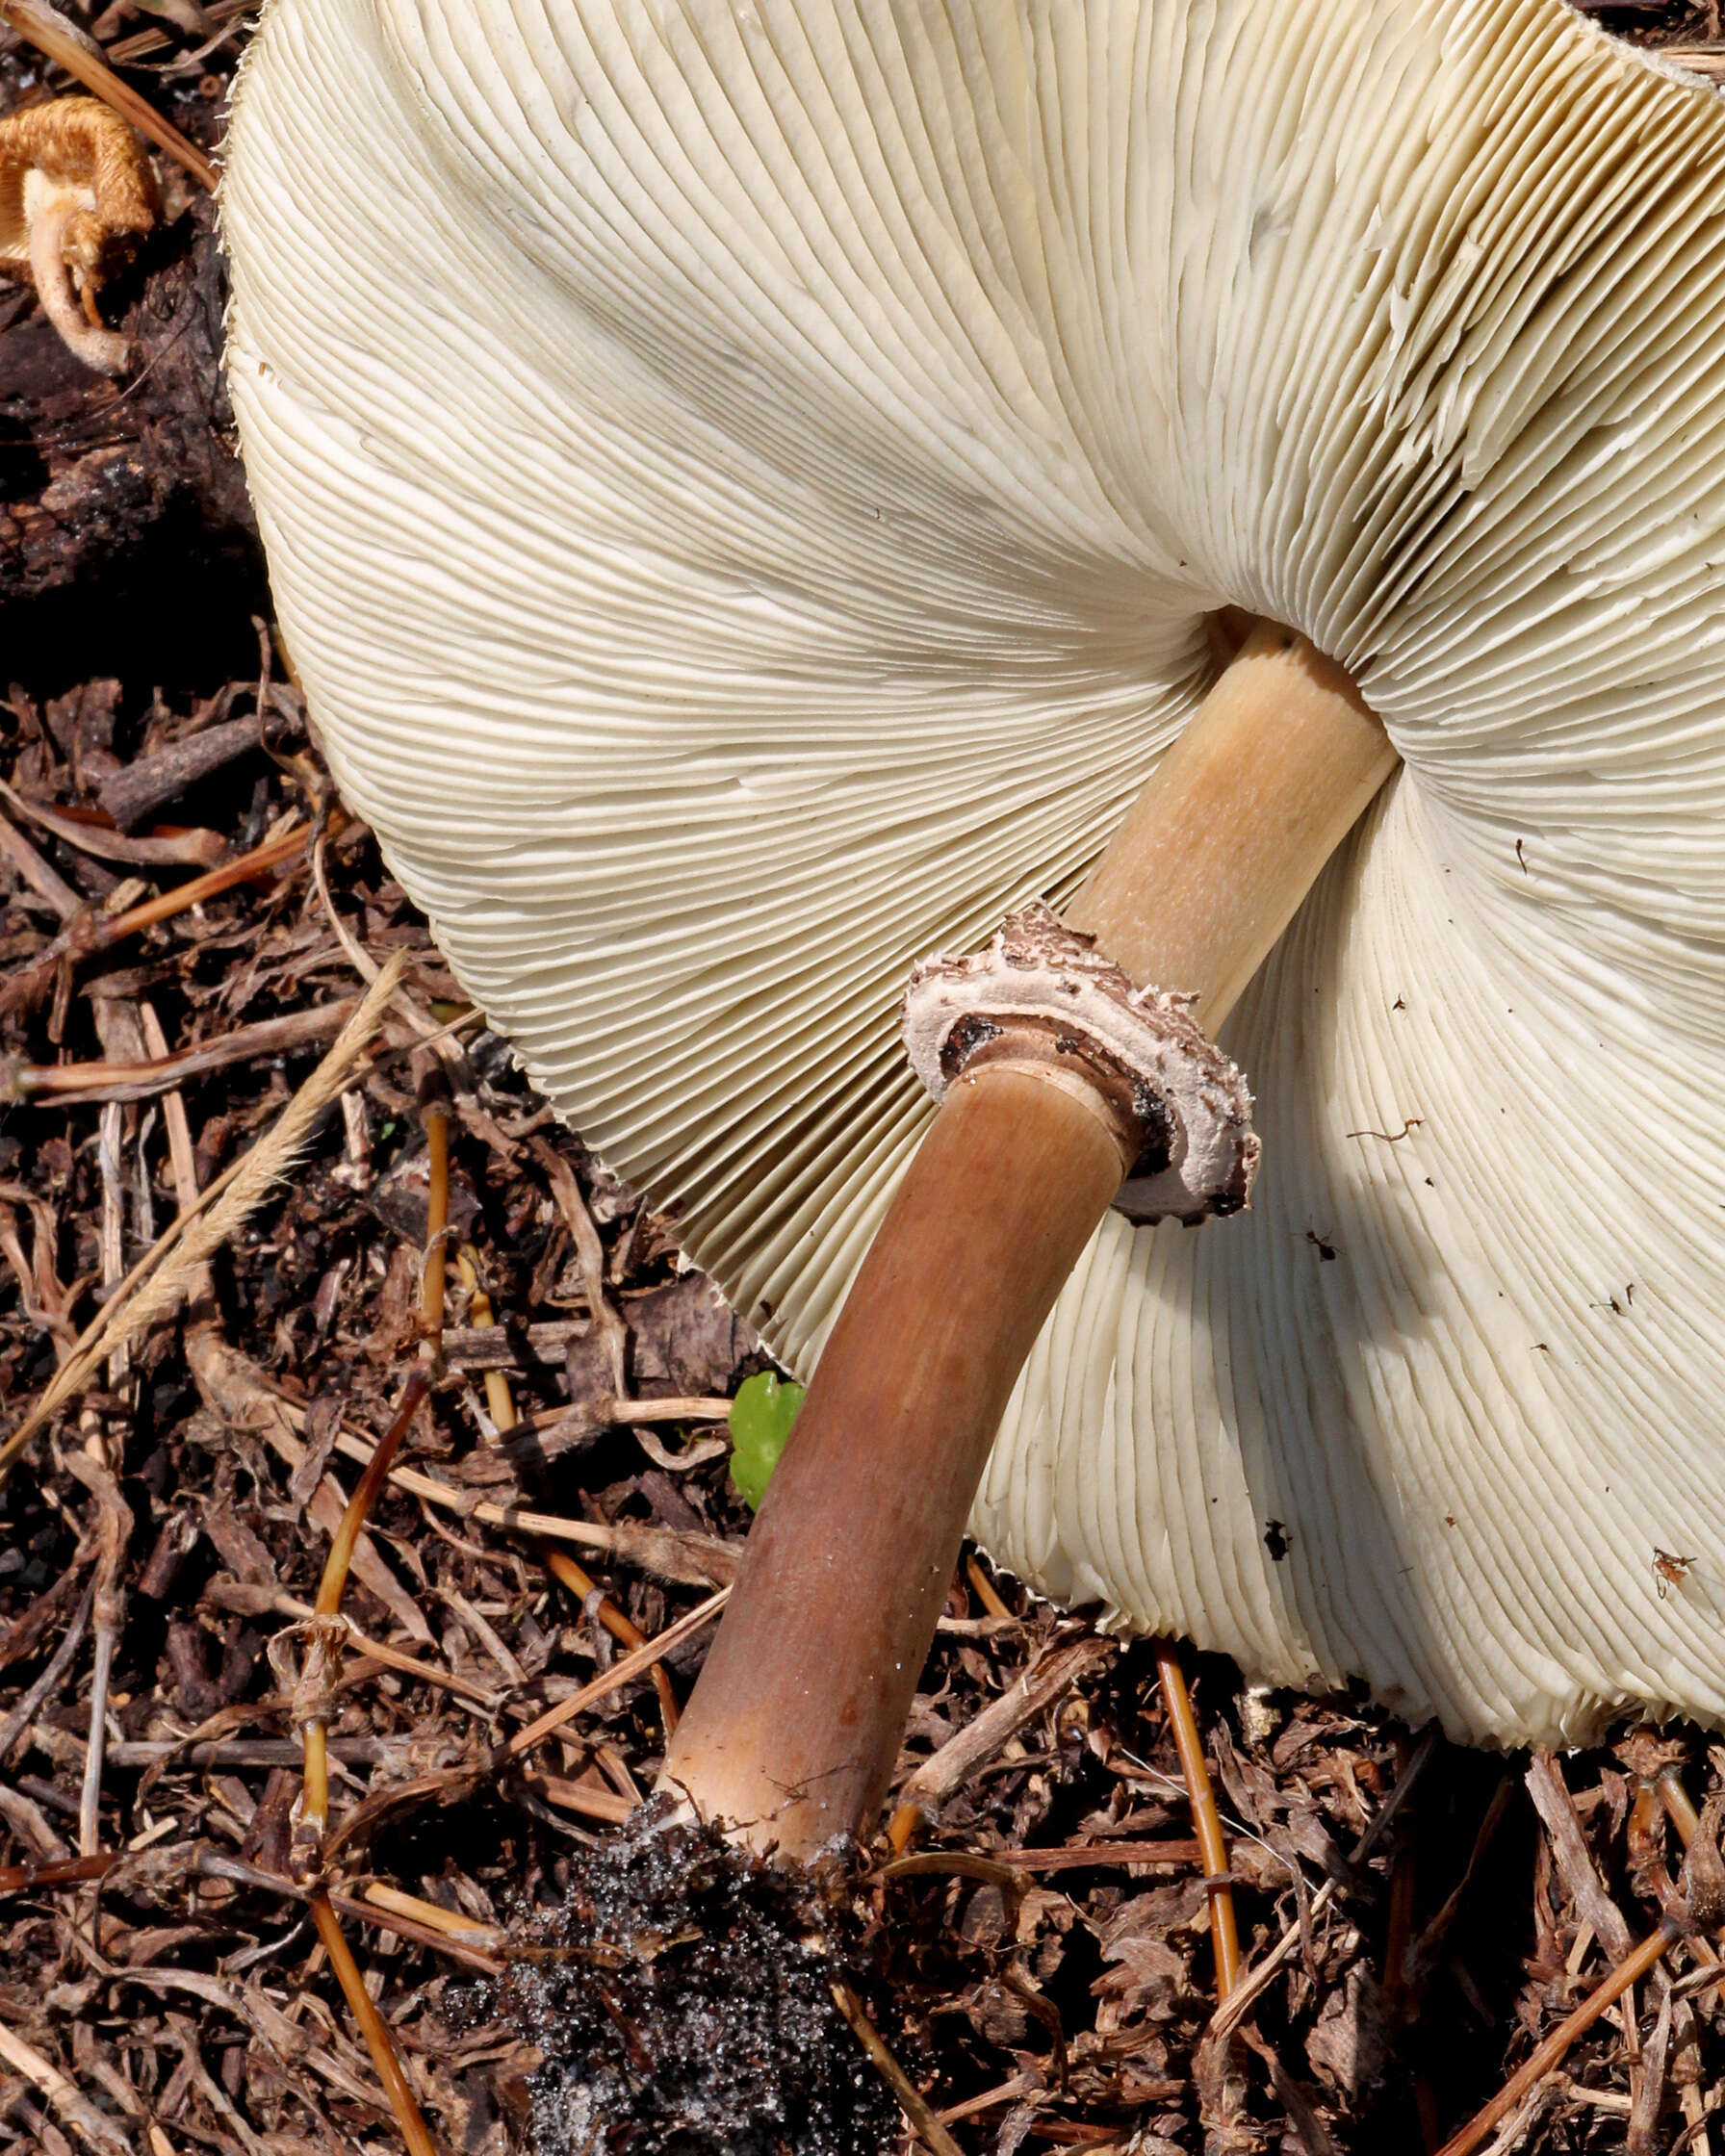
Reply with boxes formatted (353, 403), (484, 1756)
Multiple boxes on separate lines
(830, 1978), (965, 2156)
(0, 2016), (130, 2152)
(504, 1588), (731, 1764)
(1156, 1640), (1241, 1997)
(541, 1542), (681, 1736)
(3, 1001), (358, 1106)
(1435, 1924), (1683, 2156)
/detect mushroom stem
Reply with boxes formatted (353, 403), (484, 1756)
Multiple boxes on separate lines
(25, 195), (128, 374)
(663, 1068), (1126, 1847)
(660, 624), (1396, 1859)
(1065, 622), (1395, 1025)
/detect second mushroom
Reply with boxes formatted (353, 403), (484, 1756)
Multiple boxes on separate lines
(0, 94), (154, 372)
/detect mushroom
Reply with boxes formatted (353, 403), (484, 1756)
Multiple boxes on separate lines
(0, 95), (155, 373)
(224, 0), (1725, 1851)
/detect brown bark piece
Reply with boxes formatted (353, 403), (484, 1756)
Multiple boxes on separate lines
(1525, 1752), (1635, 1963)
(96, 712), (260, 829)
(0, 192), (254, 608)
(628, 1272), (759, 1399)
(897, 1634), (1117, 1813)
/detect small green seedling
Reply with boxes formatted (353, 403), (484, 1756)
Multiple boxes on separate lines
(727, 1370), (805, 1510)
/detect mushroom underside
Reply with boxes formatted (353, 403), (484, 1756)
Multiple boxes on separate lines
(223, 0), (1725, 1748)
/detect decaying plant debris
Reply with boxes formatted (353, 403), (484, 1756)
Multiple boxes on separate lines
(7, 4), (1725, 2153)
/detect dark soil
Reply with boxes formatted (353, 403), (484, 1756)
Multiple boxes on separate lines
(4, 7), (1725, 2155)
(493, 1805), (899, 2156)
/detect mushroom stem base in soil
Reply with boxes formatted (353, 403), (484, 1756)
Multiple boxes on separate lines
(660, 625), (1397, 1859)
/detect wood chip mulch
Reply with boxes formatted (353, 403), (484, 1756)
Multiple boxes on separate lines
(4, 5), (1725, 2153)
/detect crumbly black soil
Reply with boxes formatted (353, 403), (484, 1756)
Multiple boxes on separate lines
(491, 1808), (897, 2156)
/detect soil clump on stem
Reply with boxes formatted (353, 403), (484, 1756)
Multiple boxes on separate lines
(492, 1804), (898, 2156)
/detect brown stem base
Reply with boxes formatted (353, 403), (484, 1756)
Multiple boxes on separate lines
(659, 1067), (1124, 1856)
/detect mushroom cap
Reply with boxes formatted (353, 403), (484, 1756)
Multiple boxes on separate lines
(225, 0), (1725, 1746)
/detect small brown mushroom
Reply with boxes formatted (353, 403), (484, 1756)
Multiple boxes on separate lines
(0, 95), (156, 372)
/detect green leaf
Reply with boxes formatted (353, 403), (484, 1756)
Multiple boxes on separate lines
(727, 1370), (805, 1510)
